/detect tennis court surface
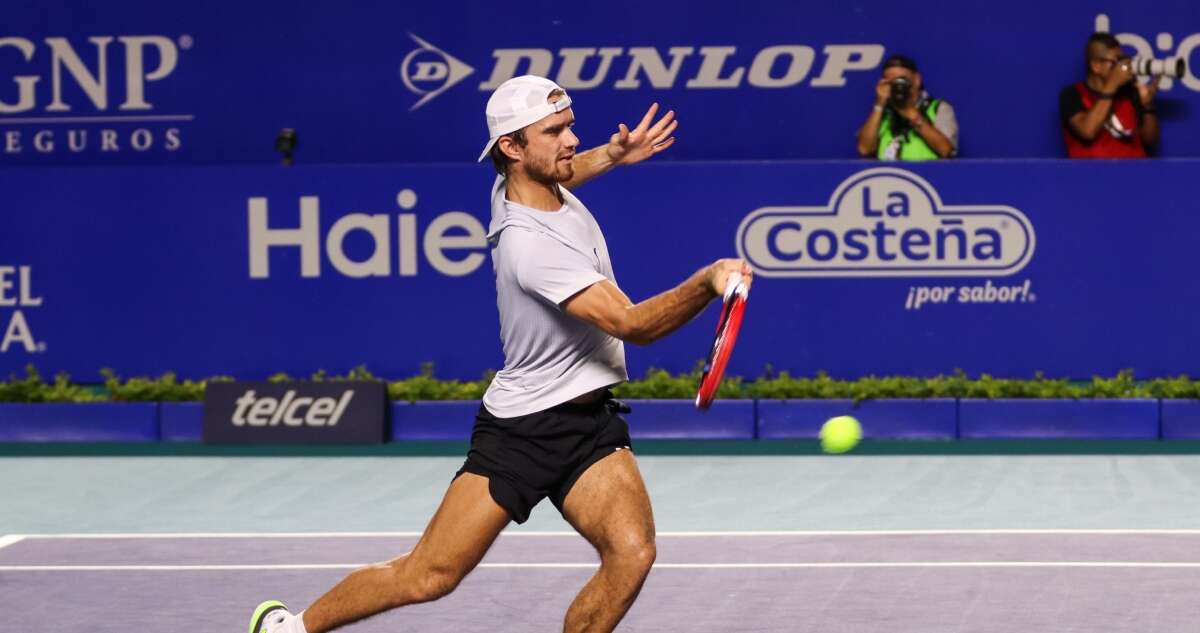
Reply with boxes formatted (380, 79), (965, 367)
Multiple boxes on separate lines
(4, 451), (1200, 632)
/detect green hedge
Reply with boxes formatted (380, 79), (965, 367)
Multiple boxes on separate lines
(3, 364), (1200, 403)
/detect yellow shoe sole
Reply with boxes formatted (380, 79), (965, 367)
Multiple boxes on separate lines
(248, 600), (289, 633)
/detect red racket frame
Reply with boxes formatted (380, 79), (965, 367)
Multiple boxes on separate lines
(696, 278), (748, 410)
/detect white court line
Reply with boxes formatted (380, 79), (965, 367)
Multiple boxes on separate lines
(5, 561), (1200, 572)
(18, 529), (1200, 539)
(0, 535), (25, 550)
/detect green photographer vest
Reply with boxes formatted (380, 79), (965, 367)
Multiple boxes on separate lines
(877, 99), (943, 161)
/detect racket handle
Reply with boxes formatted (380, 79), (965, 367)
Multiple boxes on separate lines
(723, 271), (745, 301)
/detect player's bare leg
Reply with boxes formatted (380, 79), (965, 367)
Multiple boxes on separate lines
(301, 473), (510, 633)
(561, 449), (656, 633)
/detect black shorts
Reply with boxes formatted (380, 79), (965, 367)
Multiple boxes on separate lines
(456, 391), (633, 524)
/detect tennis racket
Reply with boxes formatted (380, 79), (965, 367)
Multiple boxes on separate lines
(695, 271), (749, 410)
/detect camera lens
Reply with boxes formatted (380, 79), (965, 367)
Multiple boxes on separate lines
(1128, 56), (1187, 78)
(889, 77), (911, 105)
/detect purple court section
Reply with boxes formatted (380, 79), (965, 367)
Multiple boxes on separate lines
(391, 401), (478, 440)
(1161, 400), (1200, 439)
(159, 402), (203, 441)
(5, 565), (1194, 633)
(959, 399), (1159, 439)
(0, 403), (158, 442)
(625, 400), (754, 439)
(2, 534), (1198, 633)
(757, 399), (957, 439)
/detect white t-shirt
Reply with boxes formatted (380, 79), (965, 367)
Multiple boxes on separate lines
(482, 176), (628, 418)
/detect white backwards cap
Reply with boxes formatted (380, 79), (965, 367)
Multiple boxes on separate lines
(477, 75), (572, 162)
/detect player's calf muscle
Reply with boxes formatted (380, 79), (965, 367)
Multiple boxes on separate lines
(410, 566), (462, 603)
(384, 556), (464, 605)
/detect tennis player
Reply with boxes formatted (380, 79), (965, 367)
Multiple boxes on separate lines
(250, 75), (752, 633)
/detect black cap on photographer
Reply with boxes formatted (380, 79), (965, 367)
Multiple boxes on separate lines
(883, 55), (918, 73)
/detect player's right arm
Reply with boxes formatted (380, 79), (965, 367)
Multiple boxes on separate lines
(562, 259), (751, 346)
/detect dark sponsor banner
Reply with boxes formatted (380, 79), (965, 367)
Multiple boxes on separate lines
(3, 1), (1199, 163)
(203, 382), (387, 444)
(4, 160), (1200, 380)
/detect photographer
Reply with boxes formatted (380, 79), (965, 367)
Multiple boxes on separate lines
(856, 55), (958, 160)
(1060, 32), (1160, 158)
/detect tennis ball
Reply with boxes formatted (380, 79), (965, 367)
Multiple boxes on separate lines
(820, 415), (862, 454)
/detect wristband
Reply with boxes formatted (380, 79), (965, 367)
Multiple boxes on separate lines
(1096, 91), (1116, 99)
(873, 104), (884, 113)
(1143, 108), (1157, 114)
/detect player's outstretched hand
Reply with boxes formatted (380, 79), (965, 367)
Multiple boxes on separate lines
(606, 103), (678, 166)
(706, 259), (753, 297)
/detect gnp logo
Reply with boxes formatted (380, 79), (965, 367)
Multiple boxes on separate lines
(737, 168), (1036, 279)
(400, 33), (883, 110)
(0, 35), (191, 156)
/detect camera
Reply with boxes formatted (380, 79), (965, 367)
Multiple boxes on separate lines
(1125, 56), (1186, 78)
(888, 77), (912, 107)
(275, 128), (297, 166)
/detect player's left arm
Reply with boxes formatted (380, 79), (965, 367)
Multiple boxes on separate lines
(560, 103), (678, 190)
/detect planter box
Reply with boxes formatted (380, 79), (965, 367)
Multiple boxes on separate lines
(392, 399), (755, 441)
(0, 398), (1178, 443)
(756, 399), (957, 439)
(391, 401), (479, 440)
(159, 402), (203, 441)
(959, 399), (1158, 439)
(1161, 400), (1200, 439)
(0, 403), (159, 442)
(625, 400), (754, 439)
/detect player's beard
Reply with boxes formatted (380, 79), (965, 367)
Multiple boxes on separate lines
(527, 150), (575, 184)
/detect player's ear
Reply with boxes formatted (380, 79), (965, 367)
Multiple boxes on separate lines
(498, 136), (523, 162)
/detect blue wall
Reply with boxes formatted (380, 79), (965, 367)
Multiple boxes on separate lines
(2, 1), (1199, 164)
(1, 160), (1197, 380)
